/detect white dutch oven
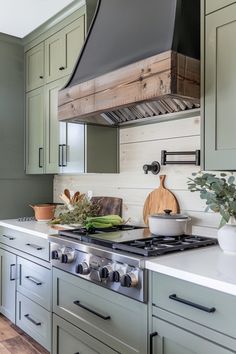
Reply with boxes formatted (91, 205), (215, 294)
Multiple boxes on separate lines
(149, 209), (191, 236)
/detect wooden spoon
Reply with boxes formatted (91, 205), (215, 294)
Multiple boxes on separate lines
(64, 189), (71, 202)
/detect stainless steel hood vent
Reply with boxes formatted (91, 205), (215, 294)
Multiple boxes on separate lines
(58, 0), (200, 126)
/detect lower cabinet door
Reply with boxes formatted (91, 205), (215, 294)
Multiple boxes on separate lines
(53, 314), (118, 354)
(152, 317), (233, 354)
(0, 249), (16, 323)
(16, 292), (51, 351)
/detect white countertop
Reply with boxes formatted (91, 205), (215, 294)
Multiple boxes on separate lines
(0, 219), (58, 239)
(1, 219), (236, 296)
(145, 246), (236, 296)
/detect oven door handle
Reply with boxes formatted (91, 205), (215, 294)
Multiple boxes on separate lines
(73, 300), (111, 320)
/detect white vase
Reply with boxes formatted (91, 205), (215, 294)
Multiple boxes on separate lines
(218, 217), (236, 253)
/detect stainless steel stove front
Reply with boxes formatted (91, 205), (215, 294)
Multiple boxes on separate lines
(50, 236), (147, 303)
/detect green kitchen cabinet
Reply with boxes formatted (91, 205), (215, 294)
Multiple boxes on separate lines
(53, 268), (147, 354)
(0, 249), (16, 323)
(53, 314), (118, 354)
(151, 317), (233, 354)
(25, 87), (44, 174)
(205, 0), (235, 14)
(204, 2), (236, 169)
(44, 77), (118, 174)
(150, 272), (236, 353)
(25, 42), (44, 92)
(45, 77), (84, 174)
(45, 16), (85, 83)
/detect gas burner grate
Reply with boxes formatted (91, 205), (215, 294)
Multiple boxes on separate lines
(112, 235), (218, 256)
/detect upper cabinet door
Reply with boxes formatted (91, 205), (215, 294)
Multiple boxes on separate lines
(25, 42), (44, 92)
(45, 16), (85, 83)
(45, 77), (68, 174)
(204, 3), (236, 170)
(206, 0), (235, 14)
(26, 88), (44, 174)
(61, 15), (85, 78)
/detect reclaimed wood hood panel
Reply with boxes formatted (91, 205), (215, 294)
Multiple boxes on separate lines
(58, 50), (200, 125)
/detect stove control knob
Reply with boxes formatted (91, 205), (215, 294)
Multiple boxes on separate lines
(120, 272), (138, 288)
(51, 249), (62, 261)
(77, 262), (90, 275)
(61, 252), (74, 264)
(110, 270), (123, 282)
(51, 250), (59, 260)
(99, 265), (113, 279)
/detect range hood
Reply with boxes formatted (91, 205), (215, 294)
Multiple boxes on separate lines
(58, 0), (200, 126)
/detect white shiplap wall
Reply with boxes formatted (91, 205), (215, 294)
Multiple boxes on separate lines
(54, 115), (220, 237)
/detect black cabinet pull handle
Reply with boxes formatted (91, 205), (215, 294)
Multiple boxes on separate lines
(2, 234), (15, 240)
(39, 147), (43, 168)
(62, 144), (67, 167)
(39, 75), (43, 79)
(150, 331), (158, 354)
(10, 264), (16, 281)
(59, 66), (65, 70)
(58, 144), (62, 167)
(26, 243), (43, 251)
(169, 294), (216, 313)
(24, 314), (41, 326)
(25, 276), (42, 286)
(73, 300), (111, 320)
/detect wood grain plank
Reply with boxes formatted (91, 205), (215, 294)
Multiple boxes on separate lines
(1, 336), (40, 354)
(0, 315), (49, 354)
(58, 51), (200, 122)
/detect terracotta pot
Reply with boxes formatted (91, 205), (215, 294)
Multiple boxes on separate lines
(29, 204), (56, 221)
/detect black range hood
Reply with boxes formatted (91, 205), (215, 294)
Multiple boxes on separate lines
(58, 0), (200, 126)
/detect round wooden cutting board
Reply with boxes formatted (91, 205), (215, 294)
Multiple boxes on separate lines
(143, 175), (180, 225)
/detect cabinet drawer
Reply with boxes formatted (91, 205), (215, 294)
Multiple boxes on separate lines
(0, 227), (50, 261)
(206, 0), (236, 14)
(17, 257), (51, 310)
(53, 268), (147, 354)
(16, 292), (51, 351)
(53, 314), (118, 354)
(152, 272), (236, 339)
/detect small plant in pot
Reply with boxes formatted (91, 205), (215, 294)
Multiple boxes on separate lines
(188, 172), (236, 253)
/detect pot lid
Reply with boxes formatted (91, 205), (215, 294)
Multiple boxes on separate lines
(150, 209), (188, 220)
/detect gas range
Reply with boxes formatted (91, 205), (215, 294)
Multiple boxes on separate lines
(49, 225), (217, 303)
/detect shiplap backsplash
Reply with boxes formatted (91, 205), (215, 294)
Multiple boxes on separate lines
(54, 115), (220, 237)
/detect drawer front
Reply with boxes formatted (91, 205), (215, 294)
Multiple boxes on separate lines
(206, 0), (236, 14)
(152, 272), (236, 338)
(16, 292), (51, 351)
(17, 257), (51, 310)
(53, 314), (118, 354)
(0, 227), (50, 261)
(53, 268), (147, 354)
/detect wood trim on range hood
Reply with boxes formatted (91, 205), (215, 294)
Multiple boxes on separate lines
(58, 50), (200, 125)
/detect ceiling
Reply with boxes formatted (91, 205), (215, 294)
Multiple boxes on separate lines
(0, 0), (76, 38)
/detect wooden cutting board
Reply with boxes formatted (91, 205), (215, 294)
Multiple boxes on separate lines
(91, 196), (123, 216)
(143, 175), (180, 225)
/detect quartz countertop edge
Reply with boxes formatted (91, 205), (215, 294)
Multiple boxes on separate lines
(0, 219), (58, 239)
(145, 246), (236, 296)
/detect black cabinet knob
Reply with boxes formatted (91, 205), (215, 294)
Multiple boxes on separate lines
(59, 66), (65, 71)
(39, 75), (43, 79)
